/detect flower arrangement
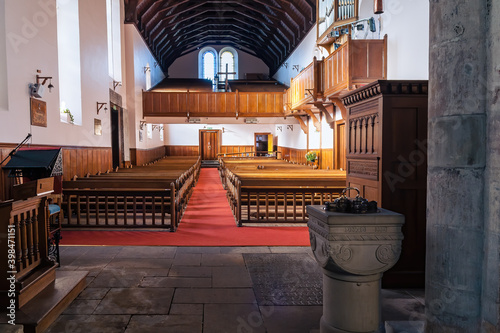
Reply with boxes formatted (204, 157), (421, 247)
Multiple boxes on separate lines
(61, 108), (74, 124)
(305, 151), (317, 162)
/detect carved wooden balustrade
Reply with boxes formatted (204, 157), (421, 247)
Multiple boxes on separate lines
(287, 57), (324, 111)
(143, 90), (285, 118)
(323, 35), (387, 98)
(285, 35), (387, 112)
(0, 195), (56, 308)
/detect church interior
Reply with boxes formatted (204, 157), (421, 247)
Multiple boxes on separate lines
(0, 0), (499, 332)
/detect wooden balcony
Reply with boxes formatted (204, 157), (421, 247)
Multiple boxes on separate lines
(285, 35), (387, 111)
(323, 35), (387, 98)
(143, 90), (285, 118)
(286, 57), (323, 111)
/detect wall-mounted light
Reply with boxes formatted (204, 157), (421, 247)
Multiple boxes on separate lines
(29, 69), (55, 98)
(287, 125), (293, 131)
(151, 125), (163, 131)
(144, 66), (151, 73)
(113, 80), (122, 90)
(96, 102), (107, 115)
(154, 62), (158, 68)
(276, 125), (283, 132)
(140, 120), (146, 130)
(304, 88), (314, 97)
(292, 65), (300, 71)
(282, 63), (288, 69)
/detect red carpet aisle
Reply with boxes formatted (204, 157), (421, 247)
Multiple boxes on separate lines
(61, 168), (311, 246)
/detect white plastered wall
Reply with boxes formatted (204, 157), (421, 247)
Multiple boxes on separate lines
(358, 0), (429, 80)
(0, 0), (112, 147)
(123, 24), (165, 150)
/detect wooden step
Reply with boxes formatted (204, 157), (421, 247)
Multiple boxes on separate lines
(17, 262), (58, 308)
(10, 270), (88, 333)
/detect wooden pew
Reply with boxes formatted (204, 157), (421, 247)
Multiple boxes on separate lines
(62, 156), (200, 231)
(219, 158), (347, 226)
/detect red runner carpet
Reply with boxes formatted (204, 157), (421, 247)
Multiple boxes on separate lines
(61, 168), (311, 246)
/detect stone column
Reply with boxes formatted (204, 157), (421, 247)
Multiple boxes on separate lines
(427, 0), (499, 331)
(482, 0), (500, 331)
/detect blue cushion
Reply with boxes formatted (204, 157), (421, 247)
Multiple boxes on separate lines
(48, 204), (61, 215)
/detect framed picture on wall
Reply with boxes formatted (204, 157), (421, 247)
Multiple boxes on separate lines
(30, 98), (47, 127)
(94, 118), (102, 136)
(139, 129), (144, 142)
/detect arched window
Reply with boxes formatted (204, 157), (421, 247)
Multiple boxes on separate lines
(219, 47), (238, 82)
(198, 47), (217, 89)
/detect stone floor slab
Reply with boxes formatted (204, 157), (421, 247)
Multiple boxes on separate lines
(115, 246), (177, 259)
(83, 246), (122, 258)
(260, 305), (322, 333)
(176, 246), (221, 254)
(62, 299), (101, 315)
(204, 304), (266, 333)
(46, 314), (130, 333)
(169, 304), (204, 315)
(212, 266), (253, 288)
(201, 253), (245, 266)
(173, 253), (202, 266)
(168, 266), (212, 277)
(269, 246), (312, 253)
(124, 315), (202, 333)
(106, 258), (173, 269)
(173, 288), (256, 304)
(89, 269), (147, 288)
(220, 246), (272, 254)
(94, 288), (174, 314)
(77, 287), (110, 300)
(140, 276), (212, 288)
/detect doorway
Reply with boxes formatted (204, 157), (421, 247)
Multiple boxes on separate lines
(254, 133), (272, 156)
(110, 103), (124, 168)
(199, 129), (221, 160)
(335, 121), (346, 170)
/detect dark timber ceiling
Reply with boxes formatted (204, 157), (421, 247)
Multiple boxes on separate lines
(124, 0), (316, 75)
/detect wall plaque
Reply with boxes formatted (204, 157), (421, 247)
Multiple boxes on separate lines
(30, 98), (47, 127)
(94, 118), (102, 136)
(348, 160), (378, 180)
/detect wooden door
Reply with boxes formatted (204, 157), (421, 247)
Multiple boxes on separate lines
(110, 103), (124, 168)
(199, 130), (220, 160)
(254, 133), (272, 156)
(336, 122), (346, 170)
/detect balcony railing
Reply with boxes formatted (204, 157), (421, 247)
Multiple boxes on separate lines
(285, 35), (387, 110)
(143, 90), (285, 118)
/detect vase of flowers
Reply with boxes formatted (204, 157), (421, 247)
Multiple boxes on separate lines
(305, 151), (317, 166)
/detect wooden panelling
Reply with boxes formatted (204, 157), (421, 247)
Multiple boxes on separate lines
(164, 145), (256, 157)
(220, 146), (254, 156)
(278, 146), (308, 165)
(62, 147), (112, 181)
(278, 146), (334, 170)
(342, 80), (428, 288)
(165, 145), (199, 156)
(143, 91), (285, 117)
(287, 58), (323, 110)
(130, 146), (166, 166)
(323, 36), (387, 98)
(319, 149), (334, 170)
(0, 145), (112, 201)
